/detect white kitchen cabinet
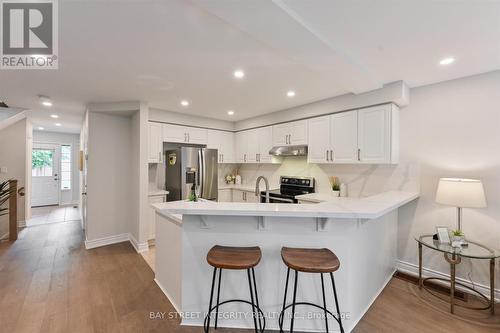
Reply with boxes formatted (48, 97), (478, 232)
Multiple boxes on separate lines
(307, 116), (331, 163)
(235, 131), (248, 163)
(207, 130), (235, 163)
(148, 194), (166, 240)
(307, 104), (398, 165)
(148, 122), (163, 163)
(331, 111), (358, 163)
(246, 129), (260, 163)
(217, 189), (232, 202)
(162, 124), (187, 143)
(233, 189), (259, 203)
(358, 104), (397, 164)
(272, 120), (307, 146)
(186, 127), (207, 144)
(162, 124), (207, 144)
(257, 126), (274, 163)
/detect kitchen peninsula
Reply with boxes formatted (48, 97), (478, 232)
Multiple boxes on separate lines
(152, 191), (419, 332)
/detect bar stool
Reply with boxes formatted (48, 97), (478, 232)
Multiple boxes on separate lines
(204, 245), (266, 333)
(279, 247), (344, 333)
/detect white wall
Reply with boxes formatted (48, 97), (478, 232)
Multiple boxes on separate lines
(33, 130), (80, 205)
(86, 112), (134, 241)
(0, 118), (29, 236)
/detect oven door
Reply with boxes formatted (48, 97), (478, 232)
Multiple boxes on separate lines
(260, 195), (296, 204)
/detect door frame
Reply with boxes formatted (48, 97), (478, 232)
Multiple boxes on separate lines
(31, 143), (61, 207)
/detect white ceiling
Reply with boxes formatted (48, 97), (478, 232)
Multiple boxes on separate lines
(1, 0), (499, 133)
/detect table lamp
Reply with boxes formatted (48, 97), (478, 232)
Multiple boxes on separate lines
(435, 178), (487, 232)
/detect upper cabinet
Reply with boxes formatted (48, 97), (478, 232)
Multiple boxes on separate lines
(272, 120), (307, 146)
(207, 130), (235, 163)
(307, 104), (398, 165)
(236, 126), (279, 164)
(162, 124), (207, 144)
(148, 122), (163, 163)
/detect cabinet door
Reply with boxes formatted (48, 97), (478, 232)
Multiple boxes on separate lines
(258, 126), (274, 163)
(246, 129), (260, 163)
(186, 127), (207, 144)
(148, 122), (162, 163)
(220, 131), (235, 163)
(217, 189), (232, 202)
(235, 131), (248, 163)
(358, 105), (391, 164)
(232, 190), (245, 202)
(289, 120), (308, 145)
(245, 190), (260, 203)
(148, 195), (165, 240)
(163, 124), (187, 143)
(331, 111), (358, 163)
(307, 116), (330, 164)
(272, 123), (289, 146)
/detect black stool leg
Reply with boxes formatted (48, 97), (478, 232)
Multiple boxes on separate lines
(214, 268), (222, 329)
(330, 273), (344, 333)
(251, 268), (263, 332)
(247, 269), (259, 333)
(279, 267), (290, 332)
(320, 273), (329, 333)
(289, 270), (299, 333)
(205, 267), (218, 333)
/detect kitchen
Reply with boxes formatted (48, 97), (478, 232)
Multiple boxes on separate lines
(147, 96), (419, 332)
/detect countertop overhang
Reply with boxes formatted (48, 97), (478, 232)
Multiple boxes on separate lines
(152, 191), (419, 219)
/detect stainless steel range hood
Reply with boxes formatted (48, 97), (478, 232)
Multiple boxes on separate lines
(269, 145), (308, 157)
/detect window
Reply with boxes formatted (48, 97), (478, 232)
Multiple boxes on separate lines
(60, 145), (71, 190)
(32, 149), (54, 176)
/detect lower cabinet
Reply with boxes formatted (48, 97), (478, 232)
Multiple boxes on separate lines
(219, 189), (259, 203)
(148, 195), (166, 240)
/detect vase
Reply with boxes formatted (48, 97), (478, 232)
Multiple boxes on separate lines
(332, 190), (340, 197)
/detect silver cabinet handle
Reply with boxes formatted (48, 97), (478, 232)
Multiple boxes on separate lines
(159, 151), (162, 162)
(188, 133), (190, 142)
(221, 153), (224, 163)
(326, 150), (329, 161)
(330, 150), (333, 161)
(184, 133), (187, 142)
(357, 148), (361, 161)
(244, 154), (246, 162)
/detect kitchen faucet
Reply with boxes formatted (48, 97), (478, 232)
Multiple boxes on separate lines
(255, 176), (270, 203)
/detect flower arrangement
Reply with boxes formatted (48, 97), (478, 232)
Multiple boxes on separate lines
(329, 176), (341, 196)
(225, 174), (236, 184)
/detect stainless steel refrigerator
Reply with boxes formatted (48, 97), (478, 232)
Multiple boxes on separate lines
(165, 147), (218, 201)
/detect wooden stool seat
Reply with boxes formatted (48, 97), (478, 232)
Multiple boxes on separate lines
(207, 245), (262, 270)
(281, 247), (340, 273)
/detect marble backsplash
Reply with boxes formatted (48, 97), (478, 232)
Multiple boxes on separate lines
(219, 156), (420, 198)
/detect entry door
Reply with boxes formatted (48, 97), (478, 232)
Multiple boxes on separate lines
(31, 145), (60, 207)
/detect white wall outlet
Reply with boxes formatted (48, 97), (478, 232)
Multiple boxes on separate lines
(0, 167), (7, 173)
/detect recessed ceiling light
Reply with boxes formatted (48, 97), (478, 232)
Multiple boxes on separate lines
(39, 95), (52, 106)
(233, 70), (245, 79)
(439, 57), (455, 65)
(180, 100), (189, 107)
(55, 123), (61, 127)
(50, 114), (59, 118)
(38, 127), (44, 130)
(287, 90), (296, 97)
(227, 110), (234, 116)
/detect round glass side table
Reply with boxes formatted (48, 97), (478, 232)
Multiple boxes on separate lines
(415, 235), (500, 315)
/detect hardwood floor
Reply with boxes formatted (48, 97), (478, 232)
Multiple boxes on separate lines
(1, 220), (499, 332)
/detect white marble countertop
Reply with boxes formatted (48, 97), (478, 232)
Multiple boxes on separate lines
(148, 189), (169, 197)
(153, 191), (419, 219)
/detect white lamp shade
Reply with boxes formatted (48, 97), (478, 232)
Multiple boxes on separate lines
(435, 178), (487, 208)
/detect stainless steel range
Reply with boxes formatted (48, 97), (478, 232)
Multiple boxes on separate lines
(260, 176), (315, 203)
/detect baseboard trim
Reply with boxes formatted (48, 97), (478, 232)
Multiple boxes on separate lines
(18, 220), (26, 228)
(396, 260), (500, 302)
(129, 233), (149, 253)
(154, 278), (181, 314)
(84, 233), (129, 249)
(0, 232), (9, 240)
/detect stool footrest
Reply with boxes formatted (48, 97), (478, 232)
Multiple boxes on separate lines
(204, 299), (266, 333)
(278, 302), (342, 331)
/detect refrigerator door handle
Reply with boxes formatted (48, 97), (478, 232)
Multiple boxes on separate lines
(198, 149), (206, 198)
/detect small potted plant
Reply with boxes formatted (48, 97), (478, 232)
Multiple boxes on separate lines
(330, 177), (340, 197)
(0, 180), (14, 217)
(452, 230), (465, 242)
